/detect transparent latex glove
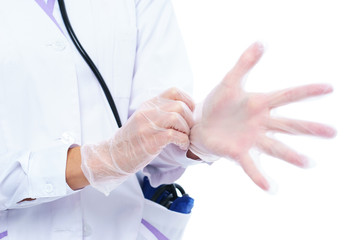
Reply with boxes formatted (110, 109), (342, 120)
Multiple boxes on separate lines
(189, 42), (336, 191)
(81, 88), (195, 195)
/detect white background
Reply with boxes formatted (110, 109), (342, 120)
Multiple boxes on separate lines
(172, 0), (360, 239)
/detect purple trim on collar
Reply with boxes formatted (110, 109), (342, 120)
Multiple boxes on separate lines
(34, 0), (63, 33)
(0, 231), (8, 239)
(35, 0), (55, 15)
(141, 219), (169, 240)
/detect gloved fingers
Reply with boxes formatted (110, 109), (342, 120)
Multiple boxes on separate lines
(159, 129), (190, 151)
(158, 111), (191, 135)
(159, 87), (195, 112)
(159, 100), (195, 129)
(266, 118), (337, 138)
(139, 104), (190, 135)
(237, 153), (270, 191)
(222, 42), (264, 87)
(267, 84), (333, 108)
(256, 136), (310, 168)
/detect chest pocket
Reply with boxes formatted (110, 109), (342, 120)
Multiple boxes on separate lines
(88, 0), (138, 100)
(107, 26), (137, 99)
(79, 26), (137, 99)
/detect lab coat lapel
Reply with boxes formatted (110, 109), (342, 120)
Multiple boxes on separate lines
(0, 1), (83, 144)
(5, 0), (99, 66)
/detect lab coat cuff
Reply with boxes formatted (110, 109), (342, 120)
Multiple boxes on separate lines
(142, 146), (200, 187)
(172, 148), (207, 168)
(188, 146), (220, 163)
(28, 139), (75, 198)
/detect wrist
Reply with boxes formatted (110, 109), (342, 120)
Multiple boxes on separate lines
(66, 146), (89, 190)
(189, 142), (220, 163)
(186, 150), (201, 160)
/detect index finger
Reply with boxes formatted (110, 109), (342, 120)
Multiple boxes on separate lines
(222, 42), (264, 87)
(160, 87), (195, 112)
(268, 84), (333, 108)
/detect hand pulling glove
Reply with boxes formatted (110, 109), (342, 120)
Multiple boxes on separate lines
(81, 88), (195, 195)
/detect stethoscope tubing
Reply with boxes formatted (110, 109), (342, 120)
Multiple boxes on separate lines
(58, 0), (122, 128)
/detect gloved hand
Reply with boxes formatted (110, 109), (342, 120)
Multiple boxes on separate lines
(189, 42), (336, 191)
(81, 88), (195, 195)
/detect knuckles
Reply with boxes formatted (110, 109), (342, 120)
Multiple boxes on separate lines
(169, 112), (181, 123)
(167, 87), (181, 97)
(173, 101), (186, 115)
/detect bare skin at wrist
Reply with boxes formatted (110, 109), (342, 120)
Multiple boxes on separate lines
(186, 150), (200, 160)
(66, 146), (89, 190)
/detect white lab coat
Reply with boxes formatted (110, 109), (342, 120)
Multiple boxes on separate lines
(0, 0), (197, 239)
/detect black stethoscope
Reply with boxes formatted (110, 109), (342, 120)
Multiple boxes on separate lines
(58, 0), (122, 128)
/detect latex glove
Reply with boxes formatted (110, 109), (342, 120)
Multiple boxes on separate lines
(189, 42), (336, 191)
(81, 88), (195, 195)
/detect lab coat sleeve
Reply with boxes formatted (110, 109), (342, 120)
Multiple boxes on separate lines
(129, 0), (202, 187)
(0, 140), (77, 211)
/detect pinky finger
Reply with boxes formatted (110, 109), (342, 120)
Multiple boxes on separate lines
(237, 153), (270, 191)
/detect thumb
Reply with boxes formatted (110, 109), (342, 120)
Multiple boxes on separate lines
(222, 42), (265, 87)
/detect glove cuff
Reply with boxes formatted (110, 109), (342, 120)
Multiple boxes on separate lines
(190, 101), (221, 163)
(80, 142), (129, 196)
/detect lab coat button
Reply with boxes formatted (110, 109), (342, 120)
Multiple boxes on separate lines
(83, 222), (92, 237)
(61, 132), (76, 145)
(52, 40), (67, 51)
(45, 184), (53, 193)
